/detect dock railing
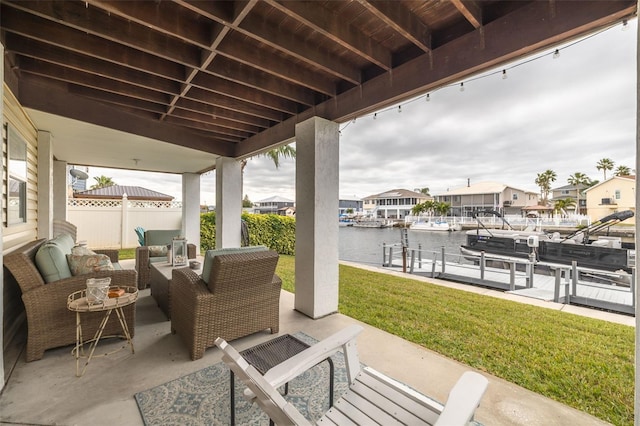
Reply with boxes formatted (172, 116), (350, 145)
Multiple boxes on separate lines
(382, 243), (635, 315)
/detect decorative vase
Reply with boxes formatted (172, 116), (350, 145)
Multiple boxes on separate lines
(86, 277), (111, 305)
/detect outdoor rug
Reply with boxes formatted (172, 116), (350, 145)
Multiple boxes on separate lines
(134, 332), (349, 425)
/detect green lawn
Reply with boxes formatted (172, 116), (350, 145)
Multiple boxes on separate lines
(275, 254), (634, 426)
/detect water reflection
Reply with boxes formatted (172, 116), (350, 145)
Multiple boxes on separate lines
(339, 227), (467, 266)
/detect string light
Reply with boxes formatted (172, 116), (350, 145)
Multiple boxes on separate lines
(337, 18), (629, 135)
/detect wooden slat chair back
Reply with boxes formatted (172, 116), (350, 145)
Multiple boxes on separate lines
(215, 325), (488, 426)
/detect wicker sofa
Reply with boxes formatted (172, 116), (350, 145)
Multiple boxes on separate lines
(135, 229), (196, 289)
(3, 238), (137, 362)
(171, 250), (281, 360)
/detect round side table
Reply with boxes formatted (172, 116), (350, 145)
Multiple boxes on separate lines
(67, 286), (138, 377)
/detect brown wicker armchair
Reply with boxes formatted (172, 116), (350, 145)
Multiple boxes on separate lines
(135, 229), (196, 289)
(171, 250), (281, 360)
(3, 239), (137, 362)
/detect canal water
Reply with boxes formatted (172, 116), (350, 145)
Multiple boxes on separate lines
(338, 227), (467, 267)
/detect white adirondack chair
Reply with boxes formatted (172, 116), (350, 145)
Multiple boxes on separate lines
(215, 325), (488, 426)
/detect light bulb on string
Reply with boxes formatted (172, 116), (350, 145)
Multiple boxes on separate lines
(553, 49), (560, 59)
(373, 113), (377, 120)
(622, 20), (629, 31)
(459, 82), (465, 92)
(502, 69), (508, 80)
(397, 105), (402, 113)
(352, 117), (356, 124)
(426, 93), (430, 102)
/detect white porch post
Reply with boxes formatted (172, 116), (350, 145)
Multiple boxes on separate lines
(37, 131), (54, 239)
(0, 40), (5, 392)
(182, 172), (201, 254)
(294, 116), (339, 318)
(215, 157), (242, 248)
(52, 160), (67, 221)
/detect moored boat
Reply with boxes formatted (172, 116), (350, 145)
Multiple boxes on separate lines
(411, 220), (451, 231)
(460, 210), (635, 273)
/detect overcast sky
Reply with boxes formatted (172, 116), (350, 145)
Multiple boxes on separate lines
(87, 19), (637, 205)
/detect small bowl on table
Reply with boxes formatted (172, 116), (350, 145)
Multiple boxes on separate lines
(189, 260), (201, 270)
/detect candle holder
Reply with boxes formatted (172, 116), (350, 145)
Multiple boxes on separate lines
(171, 237), (188, 266)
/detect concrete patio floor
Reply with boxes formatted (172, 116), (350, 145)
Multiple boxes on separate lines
(0, 260), (628, 426)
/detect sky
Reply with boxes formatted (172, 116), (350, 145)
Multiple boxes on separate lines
(85, 19), (637, 205)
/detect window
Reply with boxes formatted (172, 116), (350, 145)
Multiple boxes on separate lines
(512, 193), (518, 200)
(561, 190), (569, 195)
(6, 125), (28, 225)
(615, 190), (621, 200)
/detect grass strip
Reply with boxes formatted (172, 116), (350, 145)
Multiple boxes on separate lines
(275, 255), (634, 425)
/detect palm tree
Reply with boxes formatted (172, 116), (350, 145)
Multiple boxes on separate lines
(90, 175), (115, 189)
(553, 198), (576, 217)
(414, 187), (430, 196)
(614, 165), (631, 176)
(411, 200), (435, 217)
(434, 201), (451, 216)
(567, 172), (590, 214)
(596, 158), (615, 180)
(240, 144), (296, 173)
(534, 169), (557, 205)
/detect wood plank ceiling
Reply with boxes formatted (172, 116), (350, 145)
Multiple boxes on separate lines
(1, 1), (637, 172)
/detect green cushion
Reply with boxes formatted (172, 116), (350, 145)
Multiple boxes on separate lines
(201, 245), (268, 284)
(144, 230), (181, 246)
(35, 233), (75, 283)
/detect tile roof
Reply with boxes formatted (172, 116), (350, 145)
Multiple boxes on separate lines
(74, 185), (173, 200)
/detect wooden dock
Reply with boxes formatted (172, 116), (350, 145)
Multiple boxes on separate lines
(382, 243), (635, 316)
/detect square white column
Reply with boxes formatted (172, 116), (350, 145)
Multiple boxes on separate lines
(295, 116), (339, 318)
(37, 131), (54, 239)
(216, 157), (242, 248)
(182, 172), (201, 255)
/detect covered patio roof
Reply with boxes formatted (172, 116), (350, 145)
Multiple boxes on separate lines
(2, 0), (636, 174)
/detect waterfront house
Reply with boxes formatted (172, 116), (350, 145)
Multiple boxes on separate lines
(1, 1), (637, 423)
(584, 175), (636, 225)
(362, 189), (431, 220)
(339, 196), (364, 216)
(434, 181), (539, 217)
(253, 196), (295, 215)
(277, 206), (296, 217)
(550, 183), (589, 214)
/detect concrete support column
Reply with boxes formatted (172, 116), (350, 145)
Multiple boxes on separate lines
(634, 15), (640, 426)
(0, 40), (5, 392)
(182, 172), (201, 254)
(294, 116), (339, 318)
(37, 131), (54, 239)
(53, 160), (67, 221)
(215, 157), (242, 248)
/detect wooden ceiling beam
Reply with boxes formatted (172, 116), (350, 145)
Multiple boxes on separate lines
(206, 56), (316, 106)
(167, 110), (254, 138)
(185, 87), (286, 123)
(190, 72), (299, 115)
(267, 0), (392, 71)
(68, 85), (168, 115)
(175, 98), (272, 129)
(356, 0), (432, 52)
(217, 34), (337, 97)
(451, 0), (483, 29)
(170, 107), (262, 135)
(17, 74), (235, 156)
(235, 12), (361, 85)
(17, 57), (171, 105)
(6, 34), (180, 96)
(1, 6), (186, 82)
(4, 1), (201, 67)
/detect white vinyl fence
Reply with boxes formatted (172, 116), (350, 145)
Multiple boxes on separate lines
(67, 196), (183, 249)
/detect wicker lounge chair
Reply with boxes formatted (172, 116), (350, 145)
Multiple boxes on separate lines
(135, 229), (196, 289)
(171, 250), (281, 360)
(216, 325), (489, 426)
(3, 238), (137, 362)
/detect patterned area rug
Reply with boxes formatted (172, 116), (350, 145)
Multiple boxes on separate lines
(134, 333), (349, 425)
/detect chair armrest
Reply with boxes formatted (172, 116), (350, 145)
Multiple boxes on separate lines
(262, 325), (363, 390)
(93, 249), (119, 263)
(434, 372), (488, 426)
(171, 268), (211, 300)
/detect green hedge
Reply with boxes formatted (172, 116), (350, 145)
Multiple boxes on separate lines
(200, 212), (296, 255)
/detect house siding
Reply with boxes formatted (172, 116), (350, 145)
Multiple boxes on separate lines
(585, 177), (636, 225)
(3, 84), (39, 377)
